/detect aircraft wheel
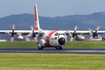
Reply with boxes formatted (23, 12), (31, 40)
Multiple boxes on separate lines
(56, 47), (59, 50)
(59, 47), (62, 50)
(56, 47), (62, 50)
(38, 47), (43, 50)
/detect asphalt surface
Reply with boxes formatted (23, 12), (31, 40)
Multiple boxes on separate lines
(0, 48), (105, 54)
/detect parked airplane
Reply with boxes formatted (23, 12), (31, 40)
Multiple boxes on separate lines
(0, 4), (105, 50)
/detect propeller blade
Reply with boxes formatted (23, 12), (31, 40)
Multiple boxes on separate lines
(90, 37), (93, 39)
(26, 34), (31, 37)
(68, 32), (72, 37)
(89, 32), (93, 37)
(11, 37), (14, 42)
(12, 25), (15, 30)
(34, 37), (38, 42)
(97, 35), (102, 39)
(74, 26), (78, 33)
(88, 37), (93, 41)
(70, 37), (73, 42)
(95, 26), (100, 33)
(96, 26), (100, 31)
(88, 26), (101, 40)
(30, 25), (36, 37)
(88, 28), (94, 38)
(68, 32), (74, 42)
(88, 28), (92, 32)
(5, 32), (11, 37)
(24, 36), (30, 41)
(10, 24), (15, 42)
(29, 26), (38, 42)
(68, 26), (78, 42)
(30, 26), (34, 31)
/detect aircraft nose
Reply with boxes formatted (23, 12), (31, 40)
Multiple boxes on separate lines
(58, 37), (65, 45)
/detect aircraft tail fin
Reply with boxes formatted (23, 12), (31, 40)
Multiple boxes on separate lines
(34, 4), (41, 30)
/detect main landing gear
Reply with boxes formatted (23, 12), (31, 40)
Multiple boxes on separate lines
(56, 47), (62, 50)
(38, 47), (43, 50)
(38, 46), (62, 50)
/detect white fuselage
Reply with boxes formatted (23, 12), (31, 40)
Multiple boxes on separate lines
(37, 30), (67, 48)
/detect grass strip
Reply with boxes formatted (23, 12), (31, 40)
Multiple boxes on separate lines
(0, 41), (37, 48)
(0, 53), (105, 70)
(65, 41), (105, 49)
(0, 41), (105, 49)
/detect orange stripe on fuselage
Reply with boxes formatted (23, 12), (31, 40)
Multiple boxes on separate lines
(46, 30), (58, 47)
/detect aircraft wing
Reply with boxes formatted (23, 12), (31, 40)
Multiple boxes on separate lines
(1, 29), (105, 35)
(58, 29), (105, 41)
(63, 30), (105, 35)
(0, 30), (44, 35)
(0, 30), (32, 35)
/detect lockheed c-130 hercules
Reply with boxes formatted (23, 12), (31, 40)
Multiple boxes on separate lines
(0, 4), (105, 50)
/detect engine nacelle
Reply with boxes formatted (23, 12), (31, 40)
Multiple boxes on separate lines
(39, 39), (46, 47)
(75, 36), (85, 41)
(36, 39), (46, 48)
(15, 36), (24, 41)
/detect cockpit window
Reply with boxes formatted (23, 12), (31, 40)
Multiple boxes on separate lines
(55, 33), (66, 36)
(55, 33), (58, 36)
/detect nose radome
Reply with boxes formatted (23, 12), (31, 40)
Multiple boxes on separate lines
(58, 37), (65, 45)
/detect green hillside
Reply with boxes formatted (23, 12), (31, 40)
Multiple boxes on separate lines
(0, 12), (105, 30)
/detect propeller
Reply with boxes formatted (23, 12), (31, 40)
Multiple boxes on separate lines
(88, 26), (102, 40)
(68, 26), (78, 42)
(26, 26), (38, 42)
(11, 25), (15, 42)
(5, 24), (15, 42)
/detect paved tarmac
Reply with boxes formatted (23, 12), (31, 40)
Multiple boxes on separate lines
(0, 48), (105, 54)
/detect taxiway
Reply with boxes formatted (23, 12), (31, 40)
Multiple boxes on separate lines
(0, 48), (105, 54)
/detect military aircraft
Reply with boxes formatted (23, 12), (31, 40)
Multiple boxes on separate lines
(0, 4), (105, 50)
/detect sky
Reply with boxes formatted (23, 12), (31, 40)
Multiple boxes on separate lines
(0, 0), (105, 18)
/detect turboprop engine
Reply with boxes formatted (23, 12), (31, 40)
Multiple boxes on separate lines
(75, 35), (85, 41)
(88, 26), (102, 40)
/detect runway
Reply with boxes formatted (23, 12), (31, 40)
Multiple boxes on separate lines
(0, 48), (105, 54)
